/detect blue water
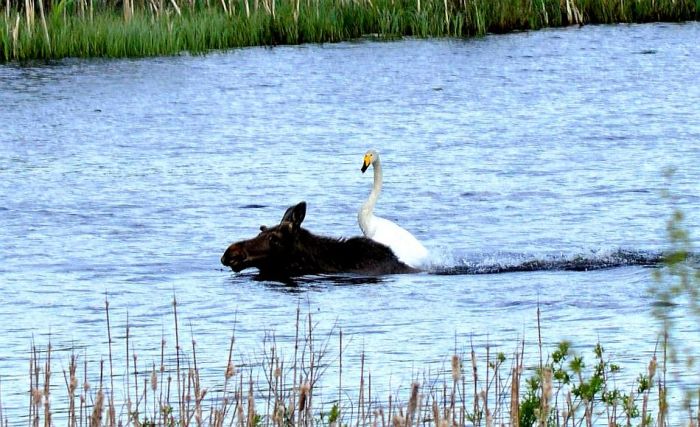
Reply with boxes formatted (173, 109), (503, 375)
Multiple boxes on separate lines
(1, 22), (699, 424)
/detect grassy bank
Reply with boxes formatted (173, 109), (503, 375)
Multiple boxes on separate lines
(0, 298), (692, 426)
(1, 0), (698, 61)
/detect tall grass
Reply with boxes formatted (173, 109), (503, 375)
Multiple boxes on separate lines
(2, 295), (695, 426)
(1, 0), (698, 61)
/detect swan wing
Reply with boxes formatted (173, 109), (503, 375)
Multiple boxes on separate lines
(367, 216), (428, 268)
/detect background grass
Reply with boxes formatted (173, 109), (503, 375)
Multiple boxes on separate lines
(1, 0), (698, 61)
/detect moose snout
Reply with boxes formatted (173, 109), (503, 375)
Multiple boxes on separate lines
(221, 245), (246, 267)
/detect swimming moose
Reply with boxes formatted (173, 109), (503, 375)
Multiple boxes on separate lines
(221, 202), (417, 278)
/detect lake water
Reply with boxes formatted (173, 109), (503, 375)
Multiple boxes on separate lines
(1, 22), (700, 425)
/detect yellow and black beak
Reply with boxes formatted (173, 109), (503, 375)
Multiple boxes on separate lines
(360, 154), (371, 173)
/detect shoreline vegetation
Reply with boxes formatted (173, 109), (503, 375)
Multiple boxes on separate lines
(0, 0), (698, 62)
(3, 299), (685, 427)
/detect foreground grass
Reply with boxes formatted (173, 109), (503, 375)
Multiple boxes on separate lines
(3, 297), (694, 426)
(1, 0), (698, 61)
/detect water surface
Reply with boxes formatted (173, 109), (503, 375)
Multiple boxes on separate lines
(1, 22), (700, 424)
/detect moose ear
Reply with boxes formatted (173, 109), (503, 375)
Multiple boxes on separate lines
(280, 201), (306, 228)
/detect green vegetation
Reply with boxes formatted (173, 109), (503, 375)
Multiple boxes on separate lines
(649, 169), (700, 418)
(1, 0), (698, 61)
(9, 299), (690, 426)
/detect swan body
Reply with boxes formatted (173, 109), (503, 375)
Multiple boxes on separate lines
(358, 149), (429, 268)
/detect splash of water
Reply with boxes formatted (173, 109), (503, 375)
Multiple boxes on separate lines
(428, 248), (664, 275)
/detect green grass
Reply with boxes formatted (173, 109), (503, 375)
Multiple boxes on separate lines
(1, 0), (698, 61)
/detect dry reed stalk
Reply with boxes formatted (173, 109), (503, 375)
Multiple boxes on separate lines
(450, 354), (460, 423)
(195, 362), (207, 425)
(0, 379), (4, 427)
(485, 345), (490, 422)
(125, 314), (133, 421)
(509, 362), (518, 426)
(623, 389), (634, 427)
(292, 304), (300, 426)
(443, 0), (449, 30)
(133, 352), (140, 424)
(11, 15), (19, 59)
(441, 381), (447, 425)
(338, 329), (343, 425)
(35, 0), (49, 51)
(367, 372), (376, 420)
(539, 367), (552, 427)
(265, 342), (275, 423)
(90, 388), (104, 427)
(470, 342), (479, 424)
(166, 374), (173, 425)
(222, 329), (236, 424)
(192, 368), (207, 427)
(24, 0), (33, 32)
(81, 357), (88, 427)
(388, 394), (393, 423)
(150, 364), (158, 423)
(28, 344), (35, 426)
(159, 336), (167, 426)
(173, 296), (184, 422)
(306, 312), (315, 422)
(564, 0), (582, 24)
(359, 350), (366, 426)
(247, 375), (255, 427)
(431, 397), (440, 426)
(104, 298), (116, 427)
(540, 0), (549, 25)
(62, 354), (78, 427)
(261, 0), (270, 14)
(123, 0), (131, 21)
(275, 360), (284, 427)
(218, 0), (228, 15)
(184, 369), (192, 424)
(149, 0), (159, 16)
(460, 368), (466, 425)
(407, 382), (419, 425)
(169, 0), (181, 15)
(658, 331), (668, 427)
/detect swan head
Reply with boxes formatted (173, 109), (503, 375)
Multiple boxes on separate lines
(361, 149), (379, 173)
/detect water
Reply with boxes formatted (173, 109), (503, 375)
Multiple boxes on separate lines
(1, 22), (700, 424)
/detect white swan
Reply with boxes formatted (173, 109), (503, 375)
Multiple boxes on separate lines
(358, 149), (429, 268)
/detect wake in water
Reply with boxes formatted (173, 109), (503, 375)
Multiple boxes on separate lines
(226, 249), (677, 286)
(429, 248), (664, 275)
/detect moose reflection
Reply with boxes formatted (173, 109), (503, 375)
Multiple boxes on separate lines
(221, 202), (417, 278)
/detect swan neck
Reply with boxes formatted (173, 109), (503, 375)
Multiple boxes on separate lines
(367, 159), (382, 210)
(359, 158), (382, 235)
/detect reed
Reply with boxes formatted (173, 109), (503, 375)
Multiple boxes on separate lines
(1, 0), (698, 61)
(0, 297), (695, 427)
